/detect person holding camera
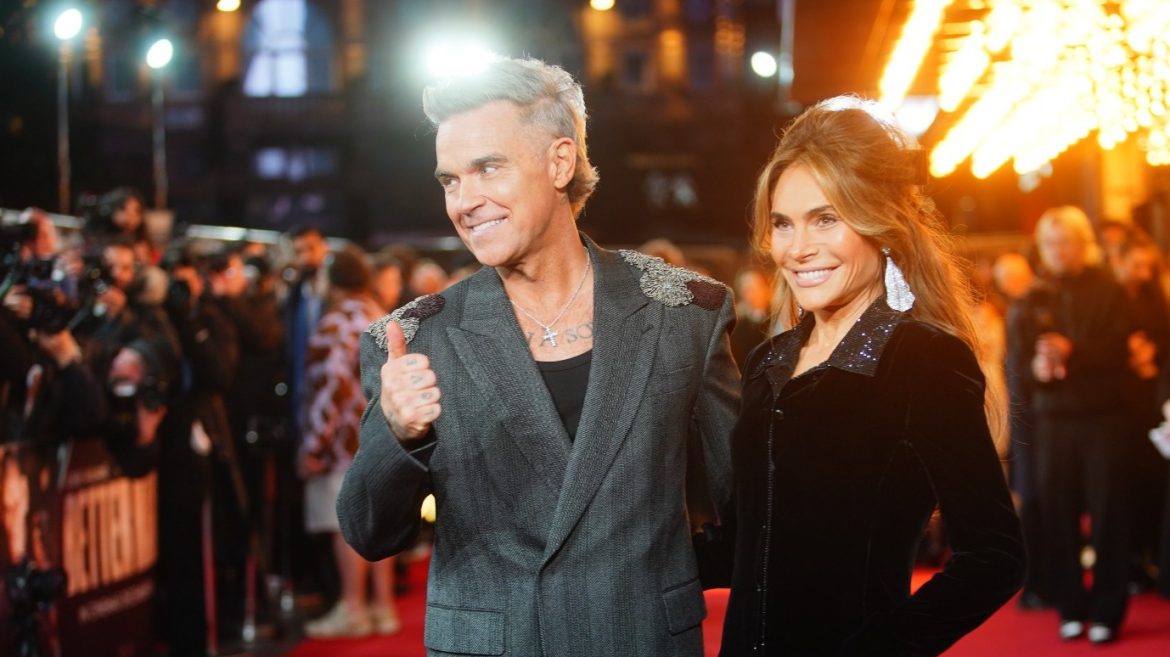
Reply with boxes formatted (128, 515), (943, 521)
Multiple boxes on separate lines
(71, 238), (179, 386)
(1007, 206), (1132, 643)
(78, 187), (160, 266)
(206, 245), (288, 637)
(102, 337), (176, 477)
(150, 245), (241, 656)
(1, 209), (106, 447)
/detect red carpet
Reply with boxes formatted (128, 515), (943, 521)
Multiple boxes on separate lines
(285, 563), (1170, 656)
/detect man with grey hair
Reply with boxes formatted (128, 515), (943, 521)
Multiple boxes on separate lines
(337, 56), (738, 655)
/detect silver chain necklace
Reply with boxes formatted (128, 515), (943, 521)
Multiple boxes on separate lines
(510, 255), (591, 347)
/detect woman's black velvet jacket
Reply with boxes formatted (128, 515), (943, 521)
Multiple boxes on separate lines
(715, 299), (1025, 656)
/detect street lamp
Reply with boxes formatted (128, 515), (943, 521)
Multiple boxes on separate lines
(775, 0), (799, 114)
(53, 7), (83, 214)
(423, 41), (498, 79)
(146, 38), (174, 209)
(750, 51), (778, 79)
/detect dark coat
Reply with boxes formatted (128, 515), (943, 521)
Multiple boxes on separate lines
(1006, 266), (1130, 417)
(718, 299), (1024, 657)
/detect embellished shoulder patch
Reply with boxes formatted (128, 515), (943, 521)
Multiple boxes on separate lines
(366, 294), (446, 351)
(618, 249), (727, 310)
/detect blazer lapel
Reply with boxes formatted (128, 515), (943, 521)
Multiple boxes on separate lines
(542, 240), (658, 561)
(447, 269), (572, 495)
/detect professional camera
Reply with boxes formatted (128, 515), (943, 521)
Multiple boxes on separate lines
(1, 254), (112, 335)
(75, 192), (116, 235)
(106, 375), (165, 452)
(107, 337), (173, 434)
(0, 216), (102, 334)
(108, 375), (167, 417)
(1, 257), (78, 335)
(5, 558), (66, 657)
(4, 559), (66, 612)
(0, 219), (37, 283)
(0, 221), (37, 253)
(162, 277), (196, 325)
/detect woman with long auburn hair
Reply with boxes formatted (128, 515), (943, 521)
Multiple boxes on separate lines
(715, 96), (1025, 656)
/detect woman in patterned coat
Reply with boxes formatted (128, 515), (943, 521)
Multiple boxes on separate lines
(300, 247), (400, 638)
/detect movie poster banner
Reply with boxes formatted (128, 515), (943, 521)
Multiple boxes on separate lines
(0, 439), (156, 657)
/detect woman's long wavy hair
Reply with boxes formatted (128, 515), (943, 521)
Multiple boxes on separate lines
(751, 95), (1006, 444)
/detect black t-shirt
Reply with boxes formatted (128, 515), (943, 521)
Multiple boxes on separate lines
(536, 350), (592, 441)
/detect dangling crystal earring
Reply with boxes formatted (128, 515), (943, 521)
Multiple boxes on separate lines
(882, 247), (915, 311)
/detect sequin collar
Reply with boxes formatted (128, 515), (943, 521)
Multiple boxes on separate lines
(750, 297), (904, 386)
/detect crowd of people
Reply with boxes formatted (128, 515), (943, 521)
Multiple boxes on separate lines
(3, 52), (1170, 657)
(0, 191), (492, 654)
(998, 206), (1170, 643)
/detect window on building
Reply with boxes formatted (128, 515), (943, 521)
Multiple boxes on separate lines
(685, 0), (713, 23)
(246, 191), (343, 233)
(252, 146), (339, 182)
(103, 50), (138, 102)
(622, 0), (652, 19)
(171, 52), (202, 98)
(645, 171), (699, 211)
(688, 43), (715, 92)
(243, 0), (335, 96)
(623, 51), (651, 93)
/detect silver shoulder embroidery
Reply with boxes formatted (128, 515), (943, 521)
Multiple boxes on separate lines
(365, 294), (444, 351)
(618, 249), (723, 307)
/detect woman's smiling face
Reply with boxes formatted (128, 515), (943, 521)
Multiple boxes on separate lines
(769, 165), (883, 317)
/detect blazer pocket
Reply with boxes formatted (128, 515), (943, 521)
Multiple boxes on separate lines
(423, 603), (505, 655)
(661, 577), (707, 635)
(650, 364), (696, 397)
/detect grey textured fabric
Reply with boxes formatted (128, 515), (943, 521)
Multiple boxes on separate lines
(337, 237), (739, 657)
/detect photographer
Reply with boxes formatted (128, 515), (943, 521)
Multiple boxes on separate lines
(206, 246), (286, 637)
(207, 247), (286, 437)
(73, 238), (179, 387)
(78, 187), (159, 266)
(154, 245), (239, 657)
(102, 338), (176, 478)
(1, 209), (106, 447)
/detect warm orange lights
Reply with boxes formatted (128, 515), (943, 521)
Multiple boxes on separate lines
(879, 0), (955, 111)
(882, 1), (1170, 178)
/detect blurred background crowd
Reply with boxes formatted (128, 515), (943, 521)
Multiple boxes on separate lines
(4, 186), (1170, 655)
(5, 1), (1170, 656)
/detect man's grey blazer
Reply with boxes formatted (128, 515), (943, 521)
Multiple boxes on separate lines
(337, 238), (739, 657)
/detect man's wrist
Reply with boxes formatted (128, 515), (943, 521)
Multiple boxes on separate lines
(386, 417), (435, 451)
